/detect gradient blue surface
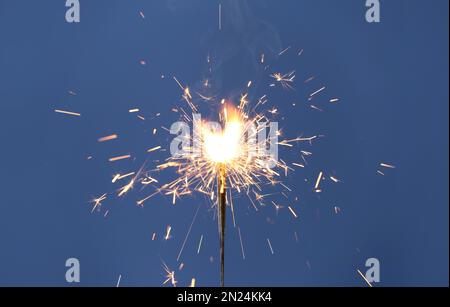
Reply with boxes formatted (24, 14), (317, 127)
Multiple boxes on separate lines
(0, 0), (448, 286)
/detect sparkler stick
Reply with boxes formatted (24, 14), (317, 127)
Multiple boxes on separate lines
(128, 82), (320, 285)
(217, 164), (227, 287)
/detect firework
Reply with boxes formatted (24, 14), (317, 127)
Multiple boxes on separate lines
(108, 155), (131, 162)
(271, 71), (296, 90)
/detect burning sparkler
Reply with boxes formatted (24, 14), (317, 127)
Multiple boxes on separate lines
(133, 76), (317, 285)
(53, 2), (398, 288)
(82, 66), (337, 285)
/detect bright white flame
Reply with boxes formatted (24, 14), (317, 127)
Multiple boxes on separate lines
(204, 121), (243, 164)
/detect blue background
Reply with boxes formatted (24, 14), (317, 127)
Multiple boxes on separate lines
(0, 0), (448, 286)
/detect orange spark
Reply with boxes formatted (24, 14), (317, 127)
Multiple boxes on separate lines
(98, 134), (118, 143)
(109, 155), (131, 162)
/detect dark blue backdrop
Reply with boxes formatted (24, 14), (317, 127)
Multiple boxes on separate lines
(0, 0), (448, 286)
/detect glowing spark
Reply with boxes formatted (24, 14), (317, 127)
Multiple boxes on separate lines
(116, 275), (122, 287)
(288, 206), (299, 219)
(162, 262), (177, 287)
(112, 174), (120, 183)
(310, 105), (323, 112)
(147, 146), (162, 153)
(129, 108), (140, 113)
(267, 238), (274, 255)
(112, 172), (135, 183)
(109, 155), (131, 162)
(141, 175), (158, 185)
(271, 71), (296, 89)
(294, 231), (299, 243)
(98, 134), (118, 143)
(304, 76), (315, 83)
(238, 227), (246, 260)
(357, 270), (373, 288)
(173, 76), (197, 112)
(177, 205), (201, 261)
(310, 86), (326, 98)
(330, 176), (340, 183)
(268, 108), (278, 115)
(380, 163), (396, 169)
(54, 109), (81, 117)
(197, 235), (204, 254)
(190, 278), (196, 287)
(91, 193), (107, 212)
(278, 46), (291, 56)
(118, 178), (135, 197)
(314, 171), (324, 191)
(164, 225), (172, 241)
(272, 201), (284, 214)
(330, 98), (340, 103)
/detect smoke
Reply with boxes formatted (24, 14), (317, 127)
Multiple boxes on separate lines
(207, 0), (282, 98)
(167, 0), (282, 103)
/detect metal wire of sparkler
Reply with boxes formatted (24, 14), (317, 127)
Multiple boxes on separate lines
(218, 164), (227, 287)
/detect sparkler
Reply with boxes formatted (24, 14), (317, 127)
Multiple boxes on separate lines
(76, 65), (392, 286)
(142, 88), (296, 285)
(129, 75), (322, 285)
(51, 3), (398, 287)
